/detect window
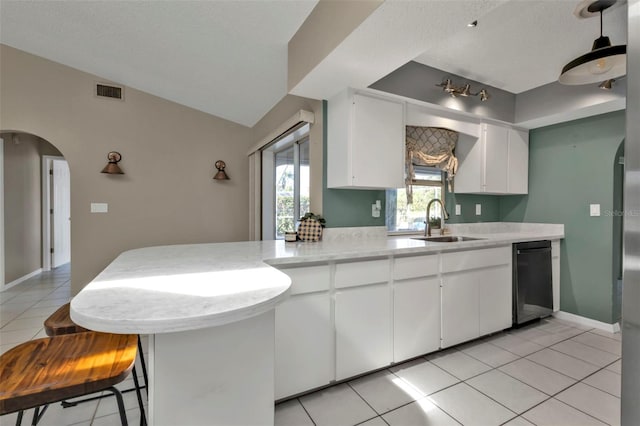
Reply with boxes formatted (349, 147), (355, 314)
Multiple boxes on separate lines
(386, 166), (444, 233)
(261, 124), (310, 240)
(274, 138), (310, 239)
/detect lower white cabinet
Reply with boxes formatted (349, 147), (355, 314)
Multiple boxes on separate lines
(335, 284), (392, 380)
(441, 246), (512, 348)
(478, 266), (512, 335)
(393, 277), (441, 361)
(441, 270), (480, 347)
(275, 293), (332, 399)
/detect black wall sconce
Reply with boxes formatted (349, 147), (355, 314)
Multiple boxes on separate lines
(101, 151), (124, 174)
(213, 160), (230, 180)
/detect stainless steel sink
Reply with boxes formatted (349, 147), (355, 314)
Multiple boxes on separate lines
(411, 236), (485, 242)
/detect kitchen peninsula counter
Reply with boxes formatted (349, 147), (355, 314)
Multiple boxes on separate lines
(70, 222), (563, 426)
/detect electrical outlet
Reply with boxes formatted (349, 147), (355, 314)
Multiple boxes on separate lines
(590, 204), (601, 216)
(372, 202), (381, 218)
(475, 204), (482, 215)
(455, 204), (461, 215)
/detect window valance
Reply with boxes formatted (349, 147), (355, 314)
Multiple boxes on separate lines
(405, 126), (458, 203)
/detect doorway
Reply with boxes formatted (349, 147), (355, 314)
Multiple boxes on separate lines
(1, 132), (68, 290)
(42, 156), (71, 270)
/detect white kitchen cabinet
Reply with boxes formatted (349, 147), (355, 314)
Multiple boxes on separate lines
(275, 293), (332, 399)
(441, 246), (511, 348)
(394, 277), (441, 361)
(327, 89), (405, 189)
(552, 240), (561, 312)
(392, 255), (440, 361)
(275, 265), (332, 399)
(478, 265), (512, 335)
(441, 270), (480, 347)
(335, 284), (392, 380)
(455, 123), (529, 194)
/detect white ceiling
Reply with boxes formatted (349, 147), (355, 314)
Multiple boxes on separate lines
(291, 0), (628, 99)
(0, 0), (318, 127)
(0, 0), (628, 127)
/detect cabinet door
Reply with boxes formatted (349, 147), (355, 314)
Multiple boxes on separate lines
(478, 265), (512, 335)
(441, 271), (480, 348)
(335, 284), (392, 380)
(275, 293), (332, 399)
(483, 123), (509, 193)
(394, 277), (440, 361)
(508, 129), (529, 194)
(452, 134), (484, 193)
(351, 94), (404, 188)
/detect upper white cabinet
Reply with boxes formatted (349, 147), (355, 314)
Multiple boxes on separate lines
(327, 89), (405, 189)
(455, 123), (529, 195)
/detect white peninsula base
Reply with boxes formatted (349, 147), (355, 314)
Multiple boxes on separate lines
(149, 311), (275, 426)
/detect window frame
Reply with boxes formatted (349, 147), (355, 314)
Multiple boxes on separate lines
(386, 166), (445, 235)
(261, 123), (310, 240)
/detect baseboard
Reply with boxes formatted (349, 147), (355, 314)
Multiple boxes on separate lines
(554, 311), (620, 333)
(1, 268), (43, 291)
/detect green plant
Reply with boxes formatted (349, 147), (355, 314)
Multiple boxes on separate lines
(299, 212), (326, 228)
(428, 215), (441, 229)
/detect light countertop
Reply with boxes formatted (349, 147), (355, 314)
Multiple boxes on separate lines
(71, 222), (564, 334)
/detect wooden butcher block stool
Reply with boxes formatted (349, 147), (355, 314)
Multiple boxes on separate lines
(44, 303), (148, 390)
(0, 332), (144, 426)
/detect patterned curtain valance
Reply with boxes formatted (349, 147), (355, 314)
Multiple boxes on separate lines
(405, 126), (458, 203)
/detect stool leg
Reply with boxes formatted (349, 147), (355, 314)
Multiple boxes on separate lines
(132, 366), (147, 426)
(137, 336), (148, 392)
(15, 410), (23, 426)
(105, 387), (128, 426)
(30, 404), (48, 426)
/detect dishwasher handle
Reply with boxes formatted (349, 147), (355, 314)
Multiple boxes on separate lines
(517, 247), (551, 255)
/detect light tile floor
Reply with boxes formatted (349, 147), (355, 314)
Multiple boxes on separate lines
(1, 267), (623, 425)
(277, 320), (622, 426)
(0, 264), (148, 426)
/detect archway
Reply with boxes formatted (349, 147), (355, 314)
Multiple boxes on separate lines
(0, 130), (69, 289)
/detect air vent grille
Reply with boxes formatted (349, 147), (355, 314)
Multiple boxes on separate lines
(96, 83), (123, 100)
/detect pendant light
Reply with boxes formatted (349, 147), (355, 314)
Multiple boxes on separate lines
(558, 0), (626, 85)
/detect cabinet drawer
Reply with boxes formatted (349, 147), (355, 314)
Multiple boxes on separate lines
(441, 246), (510, 273)
(393, 255), (439, 280)
(278, 265), (330, 295)
(335, 259), (389, 289)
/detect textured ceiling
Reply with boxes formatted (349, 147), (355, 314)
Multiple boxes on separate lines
(413, 0), (628, 93)
(291, 0), (628, 99)
(0, 0), (317, 127)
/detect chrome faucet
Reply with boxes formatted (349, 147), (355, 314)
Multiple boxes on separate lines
(425, 199), (450, 237)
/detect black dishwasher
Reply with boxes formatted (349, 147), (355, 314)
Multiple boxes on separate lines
(513, 240), (553, 325)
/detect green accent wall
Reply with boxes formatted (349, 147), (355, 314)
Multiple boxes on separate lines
(500, 110), (626, 324)
(322, 100), (386, 228)
(445, 191), (501, 223)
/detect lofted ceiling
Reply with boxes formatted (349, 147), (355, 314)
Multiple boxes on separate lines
(0, 0), (318, 127)
(0, 0), (628, 127)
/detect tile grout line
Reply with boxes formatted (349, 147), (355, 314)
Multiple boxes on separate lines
(295, 397), (317, 426)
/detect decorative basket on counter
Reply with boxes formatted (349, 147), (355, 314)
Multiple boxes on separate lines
(297, 213), (326, 242)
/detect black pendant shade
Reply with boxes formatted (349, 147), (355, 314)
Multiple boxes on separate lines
(559, 0), (626, 85)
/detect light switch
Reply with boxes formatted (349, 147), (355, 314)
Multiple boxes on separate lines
(455, 204), (461, 216)
(91, 203), (108, 213)
(475, 204), (482, 216)
(590, 204), (601, 217)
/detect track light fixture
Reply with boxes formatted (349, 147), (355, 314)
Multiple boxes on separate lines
(435, 79), (490, 101)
